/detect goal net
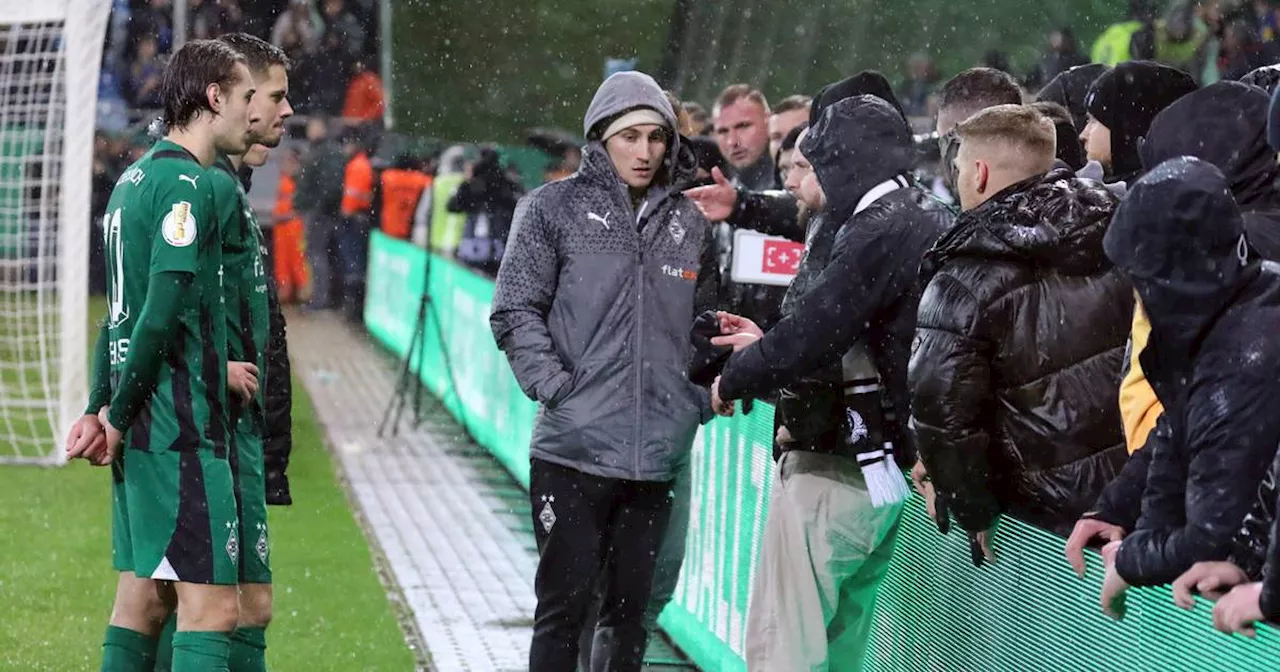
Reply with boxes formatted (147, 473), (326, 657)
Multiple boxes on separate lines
(0, 1), (109, 464)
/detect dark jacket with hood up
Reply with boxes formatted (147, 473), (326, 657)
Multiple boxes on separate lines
(1089, 82), (1280, 530)
(717, 95), (953, 466)
(1104, 157), (1280, 587)
(1038, 63), (1111, 133)
(910, 167), (1132, 535)
(490, 71), (719, 482)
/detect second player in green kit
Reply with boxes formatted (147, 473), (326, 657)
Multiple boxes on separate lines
(214, 152), (273, 586)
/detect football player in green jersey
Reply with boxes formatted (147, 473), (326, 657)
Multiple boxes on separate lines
(211, 32), (294, 672)
(65, 40), (258, 672)
(147, 33), (296, 672)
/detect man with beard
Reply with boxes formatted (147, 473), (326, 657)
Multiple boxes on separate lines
(710, 95), (952, 670)
(909, 106), (1130, 560)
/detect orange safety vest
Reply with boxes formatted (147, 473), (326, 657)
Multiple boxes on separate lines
(273, 173), (302, 227)
(380, 168), (431, 239)
(341, 151), (374, 216)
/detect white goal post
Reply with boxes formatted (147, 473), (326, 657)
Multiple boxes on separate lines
(0, 0), (110, 464)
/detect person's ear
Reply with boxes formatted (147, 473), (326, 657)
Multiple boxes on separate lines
(975, 160), (990, 195)
(207, 83), (223, 114)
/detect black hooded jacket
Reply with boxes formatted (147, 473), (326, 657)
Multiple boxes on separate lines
(1105, 158), (1280, 587)
(1140, 81), (1280, 259)
(910, 167), (1132, 535)
(1038, 63), (1111, 132)
(1088, 82), (1280, 530)
(717, 95), (953, 465)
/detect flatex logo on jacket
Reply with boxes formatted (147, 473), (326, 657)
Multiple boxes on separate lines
(661, 264), (698, 282)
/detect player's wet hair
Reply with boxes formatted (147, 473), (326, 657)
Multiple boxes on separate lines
(217, 32), (291, 76)
(161, 39), (248, 130)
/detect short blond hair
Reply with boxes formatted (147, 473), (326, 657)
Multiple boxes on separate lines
(714, 84), (770, 117)
(955, 104), (1056, 176)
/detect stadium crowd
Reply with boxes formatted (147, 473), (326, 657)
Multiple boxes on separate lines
(75, 0), (1280, 670)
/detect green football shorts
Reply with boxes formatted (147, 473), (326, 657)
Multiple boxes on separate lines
(230, 408), (272, 584)
(110, 440), (240, 585)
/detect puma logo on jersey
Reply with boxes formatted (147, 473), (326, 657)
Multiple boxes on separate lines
(178, 174), (200, 190)
(587, 211), (611, 230)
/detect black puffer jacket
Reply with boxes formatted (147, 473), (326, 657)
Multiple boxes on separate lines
(1106, 157), (1280, 587)
(718, 94), (952, 466)
(910, 166), (1132, 535)
(1089, 82), (1280, 530)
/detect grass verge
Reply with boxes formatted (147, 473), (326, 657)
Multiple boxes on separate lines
(0, 299), (414, 670)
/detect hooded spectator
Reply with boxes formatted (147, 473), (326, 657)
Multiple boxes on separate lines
(448, 147), (523, 278)
(1096, 158), (1280, 616)
(490, 70), (719, 672)
(911, 105), (1130, 542)
(711, 94), (952, 672)
(1031, 100), (1088, 170)
(1066, 81), (1280, 565)
(1081, 60), (1198, 184)
(1038, 63), (1111, 132)
(935, 68), (1024, 194)
(811, 70), (908, 126)
(1142, 81), (1280, 259)
(1240, 63), (1280, 93)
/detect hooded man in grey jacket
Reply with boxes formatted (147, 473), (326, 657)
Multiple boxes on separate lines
(490, 71), (719, 672)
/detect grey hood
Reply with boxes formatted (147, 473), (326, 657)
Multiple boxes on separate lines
(583, 71), (678, 139)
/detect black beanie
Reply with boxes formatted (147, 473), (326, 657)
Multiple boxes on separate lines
(810, 71), (907, 128)
(1085, 61), (1197, 178)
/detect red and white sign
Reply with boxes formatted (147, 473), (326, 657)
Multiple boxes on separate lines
(730, 229), (806, 286)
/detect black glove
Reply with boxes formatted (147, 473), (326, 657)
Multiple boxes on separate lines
(688, 310), (733, 387)
(265, 470), (293, 506)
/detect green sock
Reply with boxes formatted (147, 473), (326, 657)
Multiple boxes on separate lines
(100, 625), (157, 672)
(228, 627), (267, 672)
(171, 631), (231, 672)
(154, 614), (177, 672)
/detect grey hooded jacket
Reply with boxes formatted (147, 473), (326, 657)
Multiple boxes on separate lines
(490, 71), (720, 482)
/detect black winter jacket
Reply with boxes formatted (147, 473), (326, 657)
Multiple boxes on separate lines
(910, 167), (1131, 535)
(1231, 448), (1280, 620)
(1105, 157), (1280, 587)
(1089, 82), (1280, 530)
(718, 95), (952, 466)
(237, 167), (293, 505)
(719, 161), (791, 332)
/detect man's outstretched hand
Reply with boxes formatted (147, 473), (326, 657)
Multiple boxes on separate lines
(683, 167), (738, 222)
(712, 311), (763, 352)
